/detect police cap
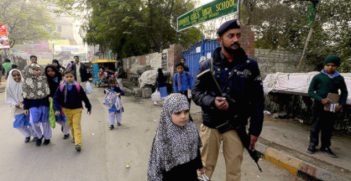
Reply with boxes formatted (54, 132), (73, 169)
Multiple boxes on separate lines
(217, 19), (240, 37)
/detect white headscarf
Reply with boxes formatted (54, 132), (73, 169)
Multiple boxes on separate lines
(148, 93), (200, 181)
(5, 69), (24, 106)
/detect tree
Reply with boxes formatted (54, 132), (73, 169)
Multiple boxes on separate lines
(318, 0), (351, 71)
(241, 0), (351, 71)
(52, 0), (202, 58)
(0, 0), (54, 47)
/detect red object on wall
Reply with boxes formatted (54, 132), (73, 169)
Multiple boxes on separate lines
(0, 23), (8, 36)
(0, 22), (10, 49)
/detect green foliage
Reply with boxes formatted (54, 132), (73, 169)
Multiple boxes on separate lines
(54, 0), (202, 58)
(0, 0), (54, 47)
(242, 0), (351, 71)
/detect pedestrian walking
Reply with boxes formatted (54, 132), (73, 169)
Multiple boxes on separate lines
(45, 65), (70, 139)
(148, 93), (204, 181)
(172, 63), (192, 103)
(99, 67), (107, 85)
(2, 58), (12, 79)
(307, 55), (348, 157)
(53, 70), (92, 152)
(73, 56), (90, 85)
(5, 69), (34, 143)
(114, 62), (125, 90)
(52, 59), (66, 74)
(103, 84), (125, 130)
(23, 64), (52, 146)
(156, 68), (168, 99)
(192, 19), (264, 181)
(66, 61), (75, 72)
(23, 55), (43, 77)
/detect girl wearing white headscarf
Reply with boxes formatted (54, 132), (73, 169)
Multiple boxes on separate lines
(5, 69), (33, 143)
(148, 93), (204, 181)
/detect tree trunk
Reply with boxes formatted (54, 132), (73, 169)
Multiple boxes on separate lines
(297, 26), (314, 70)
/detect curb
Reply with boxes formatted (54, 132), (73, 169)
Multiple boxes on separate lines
(256, 139), (350, 181)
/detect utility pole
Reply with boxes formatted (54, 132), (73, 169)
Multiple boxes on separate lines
(297, 0), (319, 70)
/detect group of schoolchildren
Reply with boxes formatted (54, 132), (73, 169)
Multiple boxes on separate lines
(5, 58), (125, 152)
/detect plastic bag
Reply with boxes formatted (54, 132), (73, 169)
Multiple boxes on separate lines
(49, 98), (56, 128)
(103, 89), (115, 107)
(85, 82), (93, 94)
(187, 89), (192, 99)
(151, 90), (161, 102)
(198, 174), (209, 181)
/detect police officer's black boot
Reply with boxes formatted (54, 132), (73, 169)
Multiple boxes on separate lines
(320, 146), (337, 158)
(307, 144), (316, 154)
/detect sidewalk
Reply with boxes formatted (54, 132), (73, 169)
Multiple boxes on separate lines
(190, 104), (351, 181)
(257, 116), (351, 181)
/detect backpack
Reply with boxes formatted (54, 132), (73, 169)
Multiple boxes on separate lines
(59, 82), (81, 93)
(103, 90), (114, 107)
(103, 89), (122, 109)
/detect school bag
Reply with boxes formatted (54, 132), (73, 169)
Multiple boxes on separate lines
(59, 82), (81, 93)
(103, 89), (124, 112)
(103, 89), (115, 107)
(49, 97), (56, 128)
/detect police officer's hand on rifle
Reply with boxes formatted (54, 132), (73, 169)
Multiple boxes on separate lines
(249, 135), (258, 150)
(321, 98), (330, 105)
(215, 97), (229, 111)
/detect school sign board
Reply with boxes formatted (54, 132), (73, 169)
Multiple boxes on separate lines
(177, 0), (238, 32)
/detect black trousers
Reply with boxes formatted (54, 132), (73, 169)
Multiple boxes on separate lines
(309, 105), (336, 148)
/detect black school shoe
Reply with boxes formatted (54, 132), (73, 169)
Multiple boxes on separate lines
(75, 145), (82, 152)
(320, 147), (337, 158)
(63, 134), (70, 140)
(109, 125), (115, 130)
(43, 139), (51, 145)
(36, 137), (43, 146)
(24, 137), (30, 143)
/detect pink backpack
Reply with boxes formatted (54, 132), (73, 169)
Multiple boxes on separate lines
(59, 82), (81, 93)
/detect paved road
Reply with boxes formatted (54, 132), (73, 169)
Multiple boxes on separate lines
(0, 88), (296, 181)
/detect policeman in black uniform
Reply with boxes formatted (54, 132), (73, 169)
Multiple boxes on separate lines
(192, 19), (264, 181)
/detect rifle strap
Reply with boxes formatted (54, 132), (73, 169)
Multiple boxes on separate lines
(209, 57), (223, 96)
